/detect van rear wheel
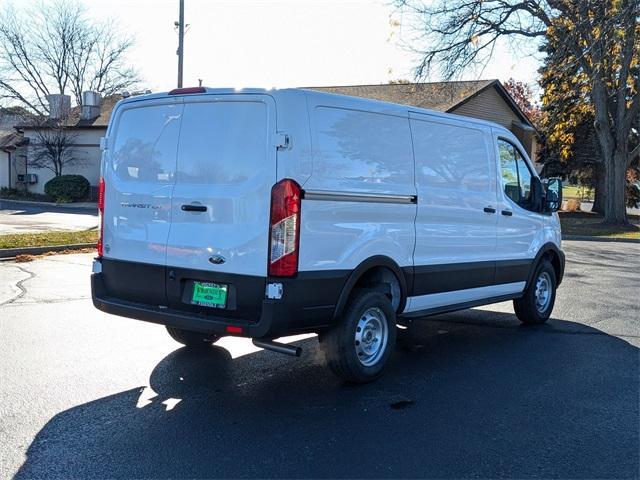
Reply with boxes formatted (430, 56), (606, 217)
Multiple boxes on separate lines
(320, 290), (396, 383)
(514, 260), (557, 325)
(166, 326), (221, 348)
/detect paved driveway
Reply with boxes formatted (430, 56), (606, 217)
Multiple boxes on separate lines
(0, 200), (98, 234)
(0, 241), (638, 478)
(580, 201), (640, 216)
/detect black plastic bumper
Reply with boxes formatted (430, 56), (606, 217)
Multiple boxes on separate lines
(91, 264), (349, 338)
(92, 271), (290, 337)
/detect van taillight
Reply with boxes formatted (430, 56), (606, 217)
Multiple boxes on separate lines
(268, 179), (301, 277)
(97, 177), (105, 258)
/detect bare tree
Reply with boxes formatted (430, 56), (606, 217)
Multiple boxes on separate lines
(0, 0), (138, 115)
(396, 0), (640, 224)
(27, 117), (83, 177)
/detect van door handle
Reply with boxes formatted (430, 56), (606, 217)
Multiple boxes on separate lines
(181, 204), (207, 212)
(483, 207), (496, 214)
(501, 210), (513, 216)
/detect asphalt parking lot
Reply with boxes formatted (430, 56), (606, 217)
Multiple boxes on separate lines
(0, 240), (638, 479)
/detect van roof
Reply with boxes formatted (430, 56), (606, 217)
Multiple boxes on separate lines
(117, 87), (510, 134)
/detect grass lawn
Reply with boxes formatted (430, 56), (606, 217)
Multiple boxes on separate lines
(563, 185), (593, 200)
(0, 229), (98, 249)
(560, 212), (640, 239)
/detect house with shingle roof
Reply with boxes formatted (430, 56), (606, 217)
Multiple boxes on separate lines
(5, 94), (122, 195)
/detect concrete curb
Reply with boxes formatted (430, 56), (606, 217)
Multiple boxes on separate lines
(0, 243), (96, 259)
(563, 235), (640, 244)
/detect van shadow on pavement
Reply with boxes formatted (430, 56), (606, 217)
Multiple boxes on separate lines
(15, 312), (639, 479)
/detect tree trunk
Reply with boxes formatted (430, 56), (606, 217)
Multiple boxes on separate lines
(591, 162), (606, 213)
(602, 151), (628, 224)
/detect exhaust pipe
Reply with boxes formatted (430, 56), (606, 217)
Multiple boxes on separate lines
(252, 338), (302, 357)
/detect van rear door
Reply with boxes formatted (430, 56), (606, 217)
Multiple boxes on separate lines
(103, 98), (183, 265)
(165, 95), (276, 276)
(101, 98), (183, 306)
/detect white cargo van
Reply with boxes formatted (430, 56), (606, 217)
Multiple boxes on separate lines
(92, 86), (564, 383)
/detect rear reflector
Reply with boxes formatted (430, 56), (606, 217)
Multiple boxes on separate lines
(268, 179), (301, 277)
(97, 177), (105, 257)
(226, 325), (243, 334)
(168, 87), (206, 95)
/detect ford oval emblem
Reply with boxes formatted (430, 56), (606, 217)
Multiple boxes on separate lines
(208, 255), (226, 265)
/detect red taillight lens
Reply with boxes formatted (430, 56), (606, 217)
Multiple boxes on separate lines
(268, 179), (301, 277)
(97, 177), (105, 257)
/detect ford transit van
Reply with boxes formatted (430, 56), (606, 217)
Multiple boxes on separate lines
(91, 87), (564, 383)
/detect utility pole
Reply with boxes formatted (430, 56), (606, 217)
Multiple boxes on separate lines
(177, 0), (184, 88)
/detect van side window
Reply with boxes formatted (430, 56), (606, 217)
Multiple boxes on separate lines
(498, 140), (519, 203)
(411, 119), (492, 193)
(498, 139), (535, 211)
(515, 150), (533, 209)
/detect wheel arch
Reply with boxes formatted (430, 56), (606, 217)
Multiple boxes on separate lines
(333, 256), (409, 320)
(526, 242), (565, 289)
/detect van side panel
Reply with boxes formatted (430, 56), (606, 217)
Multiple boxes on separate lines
(273, 90), (313, 184)
(298, 102), (416, 273)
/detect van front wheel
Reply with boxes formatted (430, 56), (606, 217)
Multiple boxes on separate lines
(166, 326), (221, 348)
(514, 260), (557, 325)
(320, 290), (396, 383)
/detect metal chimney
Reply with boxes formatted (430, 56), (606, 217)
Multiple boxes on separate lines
(46, 94), (71, 119)
(80, 91), (102, 120)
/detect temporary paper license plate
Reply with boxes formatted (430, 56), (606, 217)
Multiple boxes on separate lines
(191, 282), (227, 308)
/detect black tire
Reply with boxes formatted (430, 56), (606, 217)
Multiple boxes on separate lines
(514, 259), (557, 325)
(320, 290), (396, 383)
(165, 326), (221, 348)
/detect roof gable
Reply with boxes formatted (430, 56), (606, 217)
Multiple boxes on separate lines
(309, 80), (494, 112)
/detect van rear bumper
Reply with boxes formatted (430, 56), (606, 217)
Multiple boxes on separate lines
(91, 260), (348, 338)
(92, 271), (282, 337)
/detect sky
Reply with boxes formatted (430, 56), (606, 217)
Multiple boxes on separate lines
(75, 0), (542, 93)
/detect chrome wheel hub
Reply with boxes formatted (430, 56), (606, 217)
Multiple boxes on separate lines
(355, 307), (388, 367)
(534, 271), (552, 313)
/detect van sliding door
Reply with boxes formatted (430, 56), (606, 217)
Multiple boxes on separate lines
(407, 112), (498, 312)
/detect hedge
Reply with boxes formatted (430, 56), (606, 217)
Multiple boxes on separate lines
(44, 175), (90, 202)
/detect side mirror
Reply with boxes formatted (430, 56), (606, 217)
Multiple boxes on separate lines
(542, 178), (562, 212)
